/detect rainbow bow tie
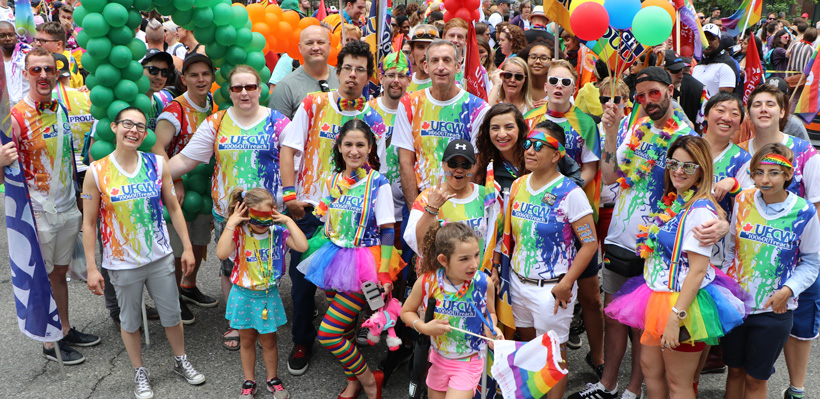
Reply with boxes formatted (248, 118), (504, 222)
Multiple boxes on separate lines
(37, 101), (58, 113)
(337, 96), (365, 112)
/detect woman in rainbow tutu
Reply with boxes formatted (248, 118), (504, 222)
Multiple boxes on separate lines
(296, 119), (395, 399)
(605, 135), (747, 399)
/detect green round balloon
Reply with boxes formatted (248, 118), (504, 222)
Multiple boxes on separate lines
(183, 209), (196, 222)
(226, 46), (247, 65)
(213, 87), (226, 104)
(86, 37), (112, 59)
(249, 32), (266, 52)
(136, 75), (150, 94)
(81, 51), (100, 74)
(186, 174), (209, 193)
(108, 25), (133, 46)
(205, 42), (227, 60)
(174, 0), (195, 11)
(126, 10), (142, 30)
(138, 130), (156, 151)
(231, 6), (248, 29)
(244, 19), (252, 30)
(90, 140), (115, 161)
(128, 39), (147, 61)
(217, 84), (230, 102)
(156, 4), (176, 16)
(114, 80), (139, 102)
(235, 28), (252, 48)
(192, 162), (211, 176)
(153, 0), (174, 8)
(245, 51), (266, 71)
(212, 57), (225, 68)
(260, 84), (270, 104)
(195, 0), (214, 7)
(102, 3), (128, 27)
(95, 119), (115, 142)
(73, 6), (88, 25)
(113, 0), (134, 7)
(95, 64), (122, 85)
(82, 0), (106, 12)
(133, 0), (153, 11)
(260, 66), (271, 85)
(212, 3), (233, 26)
(107, 100), (130, 122)
(90, 104), (107, 120)
(109, 45), (132, 69)
(85, 75), (99, 90)
(215, 25), (237, 47)
(194, 7), (215, 28)
(89, 86), (114, 106)
(632, 7), (674, 47)
(214, 73), (227, 88)
(133, 94), (152, 115)
(200, 196), (213, 214)
(81, 13), (109, 37)
(172, 9), (194, 27)
(122, 60), (144, 81)
(193, 25), (216, 45)
(76, 29), (90, 48)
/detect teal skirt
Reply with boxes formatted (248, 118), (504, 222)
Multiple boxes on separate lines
(225, 285), (287, 334)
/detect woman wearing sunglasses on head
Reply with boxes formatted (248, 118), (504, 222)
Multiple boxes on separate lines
(488, 57), (534, 114)
(605, 135), (747, 399)
(167, 65), (291, 341)
(499, 120), (598, 399)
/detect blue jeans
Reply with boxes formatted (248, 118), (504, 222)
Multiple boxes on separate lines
(289, 210), (322, 346)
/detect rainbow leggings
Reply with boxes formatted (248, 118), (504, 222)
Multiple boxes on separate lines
(318, 291), (369, 379)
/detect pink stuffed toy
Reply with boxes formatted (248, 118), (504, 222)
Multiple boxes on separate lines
(361, 297), (403, 351)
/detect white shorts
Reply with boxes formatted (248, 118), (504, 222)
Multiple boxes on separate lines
(34, 207), (82, 274)
(511, 273), (577, 344)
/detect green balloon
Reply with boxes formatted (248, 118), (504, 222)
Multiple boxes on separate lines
(631, 6), (674, 47)
(235, 28), (252, 49)
(231, 6), (248, 29)
(214, 73), (227, 88)
(136, 75), (150, 94)
(153, 0), (174, 8)
(90, 104), (107, 120)
(226, 46), (247, 64)
(244, 20), (252, 30)
(200, 196), (213, 214)
(81, 13), (108, 38)
(90, 140), (115, 161)
(133, 0), (153, 11)
(260, 66), (271, 84)
(81, 51), (100, 74)
(113, 0), (134, 7)
(86, 37), (112, 59)
(133, 94), (152, 115)
(194, 7), (214, 28)
(195, 0), (214, 7)
(102, 3), (128, 27)
(205, 42), (227, 60)
(115, 80), (139, 102)
(245, 51), (266, 71)
(107, 100), (131, 122)
(183, 209), (197, 221)
(126, 10), (142, 30)
(156, 4), (176, 16)
(82, 0), (106, 12)
(172, 9), (194, 27)
(215, 25), (237, 47)
(174, 0), (195, 11)
(122, 60), (144, 82)
(73, 6), (88, 26)
(212, 3), (233, 26)
(109, 45), (132, 69)
(186, 174), (209, 193)
(95, 119), (115, 142)
(249, 32), (266, 52)
(211, 57), (225, 68)
(86, 75), (99, 90)
(138, 129), (156, 151)
(193, 25), (216, 45)
(95, 64), (122, 85)
(260, 84), (270, 104)
(218, 85), (230, 103)
(89, 86), (114, 107)
(218, 64), (232, 80)
(213, 87), (226, 104)
(108, 25), (133, 46)
(128, 39), (147, 61)
(76, 29), (90, 49)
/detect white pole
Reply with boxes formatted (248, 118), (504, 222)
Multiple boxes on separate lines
(142, 292), (150, 349)
(53, 341), (67, 379)
(738, 0), (756, 40)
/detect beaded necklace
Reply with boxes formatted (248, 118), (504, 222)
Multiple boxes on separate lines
(635, 189), (694, 260)
(248, 227), (275, 320)
(615, 109), (687, 189)
(440, 268), (472, 301)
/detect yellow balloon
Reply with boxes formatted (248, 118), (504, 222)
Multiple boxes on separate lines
(569, 0), (604, 14)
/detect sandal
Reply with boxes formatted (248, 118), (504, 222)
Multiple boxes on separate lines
(222, 327), (240, 351)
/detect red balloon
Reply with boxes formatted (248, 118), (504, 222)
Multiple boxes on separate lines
(463, 0), (480, 9)
(265, 51), (278, 71)
(443, 0), (460, 12)
(471, 9), (480, 21)
(443, 10), (453, 22)
(570, 2), (609, 41)
(453, 7), (472, 22)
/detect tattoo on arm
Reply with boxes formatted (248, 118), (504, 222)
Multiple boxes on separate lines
(577, 223), (596, 243)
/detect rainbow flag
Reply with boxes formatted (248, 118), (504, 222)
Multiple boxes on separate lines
(491, 331), (568, 399)
(721, 0), (761, 37)
(14, 0), (36, 44)
(677, 0), (709, 59)
(794, 44), (820, 124)
(583, 29), (646, 76)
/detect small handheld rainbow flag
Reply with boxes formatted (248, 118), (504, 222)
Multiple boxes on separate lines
(491, 331), (568, 399)
(14, 0), (36, 44)
(721, 0), (762, 37)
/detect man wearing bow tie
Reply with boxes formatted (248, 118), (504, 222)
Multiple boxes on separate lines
(0, 47), (100, 366)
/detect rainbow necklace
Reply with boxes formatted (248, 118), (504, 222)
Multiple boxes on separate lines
(635, 190), (694, 290)
(248, 228), (275, 320)
(615, 109), (687, 189)
(440, 269), (472, 301)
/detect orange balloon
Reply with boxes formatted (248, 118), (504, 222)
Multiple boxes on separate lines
(266, 4), (283, 17)
(330, 32), (340, 48)
(246, 3), (266, 24)
(642, 0), (676, 23)
(298, 17), (320, 30)
(281, 10), (300, 26)
(328, 48), (339, 66)
(252, 22), (271, 37)
(291, 29), (303, 47)
(264, 13), (280, 29)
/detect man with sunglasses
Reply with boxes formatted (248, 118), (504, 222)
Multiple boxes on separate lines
(405, 24), (439, 93)
(571, 67), (727, 399)
(34, 21), (82, 88)
(152, 53), (219, 325)
(141, 49), (175, 131)
(279, 40), (386, 376)
(0, 47), (100, 366)
(0, 21), (32, 106)
(664, 50), (703, 125)
(395, 39), (489, 207)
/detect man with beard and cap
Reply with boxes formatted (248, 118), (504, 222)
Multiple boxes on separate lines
(570, 66), (729, 399)
(279, 40), (386, 377)
(0, 21), (32, 105)
(664, 50), (703, 124)
(692, 24), (738, 96)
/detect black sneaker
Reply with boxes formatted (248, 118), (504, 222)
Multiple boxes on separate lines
(567, 333), (582, 350)
(568, 382), (619, 399)
(357, 326), (370, 346)
(180, 298), (195, 325)
(43, 341), (85, 365)
(585, 352), (604, 379)
(180, 286), (218, 308)
(63, 327), (101, 347)
(145, 305), (159, 320)
(287, 344), (312, 376)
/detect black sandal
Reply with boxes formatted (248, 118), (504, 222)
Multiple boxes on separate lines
(222, 327), (240, 351)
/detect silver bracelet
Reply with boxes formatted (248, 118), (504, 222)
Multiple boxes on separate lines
(412, 319), (420, 332)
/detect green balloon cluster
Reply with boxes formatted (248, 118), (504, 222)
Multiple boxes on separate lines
(180, 157), (215, 221)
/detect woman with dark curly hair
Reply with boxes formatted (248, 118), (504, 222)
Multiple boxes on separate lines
(474, 103), (528, 196)
(497, 23), (528, 61)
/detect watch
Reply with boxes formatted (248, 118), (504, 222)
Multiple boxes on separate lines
(671, 306), (687, 320)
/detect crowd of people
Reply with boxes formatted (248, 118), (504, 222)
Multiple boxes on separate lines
(1, 0), (820, 398)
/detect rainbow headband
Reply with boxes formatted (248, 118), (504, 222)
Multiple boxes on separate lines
(248, 208), (274, 227)
(527, 130), (566, 158)
(380, 51), (411, 76)
(760, 154), (793, 169)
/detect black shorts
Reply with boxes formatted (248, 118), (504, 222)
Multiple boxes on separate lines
(722, 311), (793, 381)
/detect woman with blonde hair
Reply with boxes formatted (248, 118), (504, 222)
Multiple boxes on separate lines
(489, 56), (534, 114)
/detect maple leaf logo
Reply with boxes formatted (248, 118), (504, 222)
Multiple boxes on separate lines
(110, 187), (119, 196)
(513, 201), (520, 210)
(421, 121), (431, 130)
(742, 223), (753, 232)
(245, 250), (253, 257)
(219, 136), (228, 144)
(321, 123), (330, 131)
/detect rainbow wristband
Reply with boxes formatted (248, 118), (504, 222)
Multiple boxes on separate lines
(282, 186), (296, 202)
(729, 178), (741, 196)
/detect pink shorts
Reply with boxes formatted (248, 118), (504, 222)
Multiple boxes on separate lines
(426, 350), (484, 392)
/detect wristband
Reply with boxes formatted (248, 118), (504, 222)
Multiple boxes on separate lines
(412, 319), (420, 332)
(282, 186), (296, 202)
(225, 226), (234, 231)
(424, 205), (439, 215)
(729, 178), (741, 196)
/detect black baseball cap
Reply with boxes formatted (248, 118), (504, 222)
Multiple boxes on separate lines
(182, 53), (214, 73)
(635, 66), (673, 86)
(765, 77), (788, 95)
(442, 140), (476, 164)
(52, 52), (71, 79)
(664, 50), (686, 72)
(142, 48), (174, 67)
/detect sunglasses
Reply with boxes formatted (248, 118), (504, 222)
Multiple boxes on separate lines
(411, 28), (438, 41)
(28, 65), (56, 76)
(665, 159), (700, 175)
(501, 71), (525, 81)
(318, 79), (330, 92)
(768, 17), (775, 20)
(446, 159), (473, 169)
(522, 139), (552, 152)
(143, 66), (170, 77)
(635, 88), (663, 104)
(547, 76), (573, 87)
(600, 95), (622, 104)
(229, 84), (259, 93)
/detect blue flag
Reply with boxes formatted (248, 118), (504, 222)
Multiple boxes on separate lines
(363, 0), (391, 98)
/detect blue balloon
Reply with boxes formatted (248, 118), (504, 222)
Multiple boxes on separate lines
(604, 0), (641, 30)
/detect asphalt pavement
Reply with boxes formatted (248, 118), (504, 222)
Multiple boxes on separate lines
(0, 200), (815, 398)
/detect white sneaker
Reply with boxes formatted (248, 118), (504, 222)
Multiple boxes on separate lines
(134, 367), (153, 399)
(173, 354), (206, 385)
(620, 389), (644, 399)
